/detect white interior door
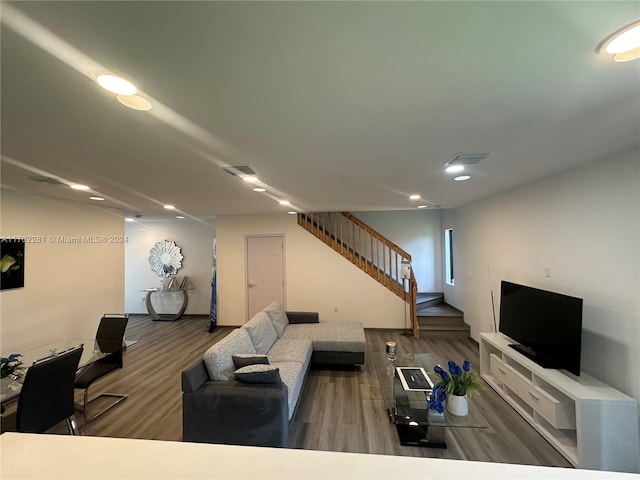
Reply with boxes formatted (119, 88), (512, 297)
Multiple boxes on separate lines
(246, 235), (285, 320)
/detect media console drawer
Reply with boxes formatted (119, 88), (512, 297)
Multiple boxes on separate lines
(489, 354), (521, 391)
(518, 383), (575, 429)
(489, 354), (508, 383)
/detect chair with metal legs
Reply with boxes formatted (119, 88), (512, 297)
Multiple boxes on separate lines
(16, 345), (84, 435)
(74, 314), (129, 422)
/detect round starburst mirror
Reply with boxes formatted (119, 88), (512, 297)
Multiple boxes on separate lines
(149, 240), (183, 277)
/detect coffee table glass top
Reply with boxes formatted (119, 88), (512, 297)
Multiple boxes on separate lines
(373, 352), (486, 429)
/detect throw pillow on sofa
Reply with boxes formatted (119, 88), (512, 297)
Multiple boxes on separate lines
(232, 354), (270, 369)
(264, 301), (289, 337)
(235, 364), (281, 384)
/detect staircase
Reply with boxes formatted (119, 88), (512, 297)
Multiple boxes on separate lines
(416, 293), (470, 337)
(298, 212), (419, 338)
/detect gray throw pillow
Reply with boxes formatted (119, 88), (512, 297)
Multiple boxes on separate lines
(232, 354), (270, 369)
(235, 364), (281, 384)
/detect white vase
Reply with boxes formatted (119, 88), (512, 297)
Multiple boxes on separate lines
(447, 394), (468, 416)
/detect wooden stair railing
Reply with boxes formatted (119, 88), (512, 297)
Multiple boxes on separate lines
(297, 212), (419, 339)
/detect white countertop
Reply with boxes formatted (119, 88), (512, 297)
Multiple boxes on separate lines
(1, 433), (637, 479)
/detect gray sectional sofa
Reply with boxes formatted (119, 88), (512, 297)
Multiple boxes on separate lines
(182, 302), (365, 447)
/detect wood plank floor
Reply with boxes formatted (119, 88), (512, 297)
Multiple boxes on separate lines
(13, 315), (571, 468)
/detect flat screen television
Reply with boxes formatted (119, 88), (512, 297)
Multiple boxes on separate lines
(499, 281), (583, 376)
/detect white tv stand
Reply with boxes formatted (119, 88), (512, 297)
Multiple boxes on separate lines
(479, 333), (639, 473)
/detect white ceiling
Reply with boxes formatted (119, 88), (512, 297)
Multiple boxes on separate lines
(1, 1), (639, 222)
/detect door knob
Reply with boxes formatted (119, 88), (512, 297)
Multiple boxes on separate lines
(248, 282), (257, 288)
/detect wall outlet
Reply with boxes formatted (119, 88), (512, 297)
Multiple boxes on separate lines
(333, 306), (338, 312)
(545, 266), (552, 278)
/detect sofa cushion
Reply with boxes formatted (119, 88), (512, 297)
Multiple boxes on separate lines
(264, 301), (289, 337)
(232, 354), (270, 369)
(268, 338), (312, 368)
(235, 364), (281, 384)
(203, 328), (256, 381)
(242, 311), (279, 355)
(271, 361), (306, 420)
(281, 321), (366, 353)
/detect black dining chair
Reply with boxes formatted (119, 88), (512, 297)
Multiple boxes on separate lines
(16, 345), (84, 435)
(74, 314), (129, 422)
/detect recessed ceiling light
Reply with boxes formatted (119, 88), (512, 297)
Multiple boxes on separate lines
(599, 20), (640, 62)
(125, 217), (134, 222)
(409, 194), (421, 200)
(176, 215), (185, 219)
(417, 205), (428, 209)
(279, 200), (290, 206)
(252, 187), (266, 192)
(445, 165), (465, 174)
(89, 196), (104, 201)
(164, 205), (176, 210)
(454, 175), (471, 181)
(70, 184), (90, 191)
(96, 74), (137, 95)
(116, 94), (152, 111)
(242, 176), (259, 183)
(287, 211), (297, 215)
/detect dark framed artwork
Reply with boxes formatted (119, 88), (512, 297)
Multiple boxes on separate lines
(1, 240), (25, 290)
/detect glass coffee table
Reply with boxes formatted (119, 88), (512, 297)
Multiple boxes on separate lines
(373, 352), (486, 448)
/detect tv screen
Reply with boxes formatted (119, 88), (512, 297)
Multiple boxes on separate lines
(499, 281), (583, 376)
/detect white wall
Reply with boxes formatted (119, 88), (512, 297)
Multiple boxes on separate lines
(0, 190), (124, 353)
(442, 148), (640, 402)
(216, 214), (406, 328)
(124, 220), (215, 314)
(353, 209), (443, 292)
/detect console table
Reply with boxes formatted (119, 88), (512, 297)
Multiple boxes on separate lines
(479, 333), (639, 473)
(144, 289), (189, 321)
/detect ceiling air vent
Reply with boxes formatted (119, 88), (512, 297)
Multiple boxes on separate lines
(223, 165), (255, 177)
(444, 153), (491, 167)
(25, 176), (65, 186)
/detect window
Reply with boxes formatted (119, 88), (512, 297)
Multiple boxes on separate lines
(445, 228), (454, 286)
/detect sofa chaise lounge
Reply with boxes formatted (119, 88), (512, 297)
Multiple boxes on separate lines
(182, 302), (365, 447)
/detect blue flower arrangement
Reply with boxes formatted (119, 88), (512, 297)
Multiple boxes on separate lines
(0, 353), (23, 379)
(427, 359), (483, 412)
(426, 384), (447, 413)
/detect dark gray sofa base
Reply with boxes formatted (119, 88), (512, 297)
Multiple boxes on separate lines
(182, 361), (289, 447)
(182, 352), (357, 447)
(311, 350), (364, 365)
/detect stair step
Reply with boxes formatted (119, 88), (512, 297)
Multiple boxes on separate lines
(416, 292), (444, 309)
(417, 316), (466, 327)
(417, 325), (470, 338)
(417, 303), (463, 317)
(419, 323), (470, 331)
(417, 300), (468, 337)
(416, 292), (443, 302)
